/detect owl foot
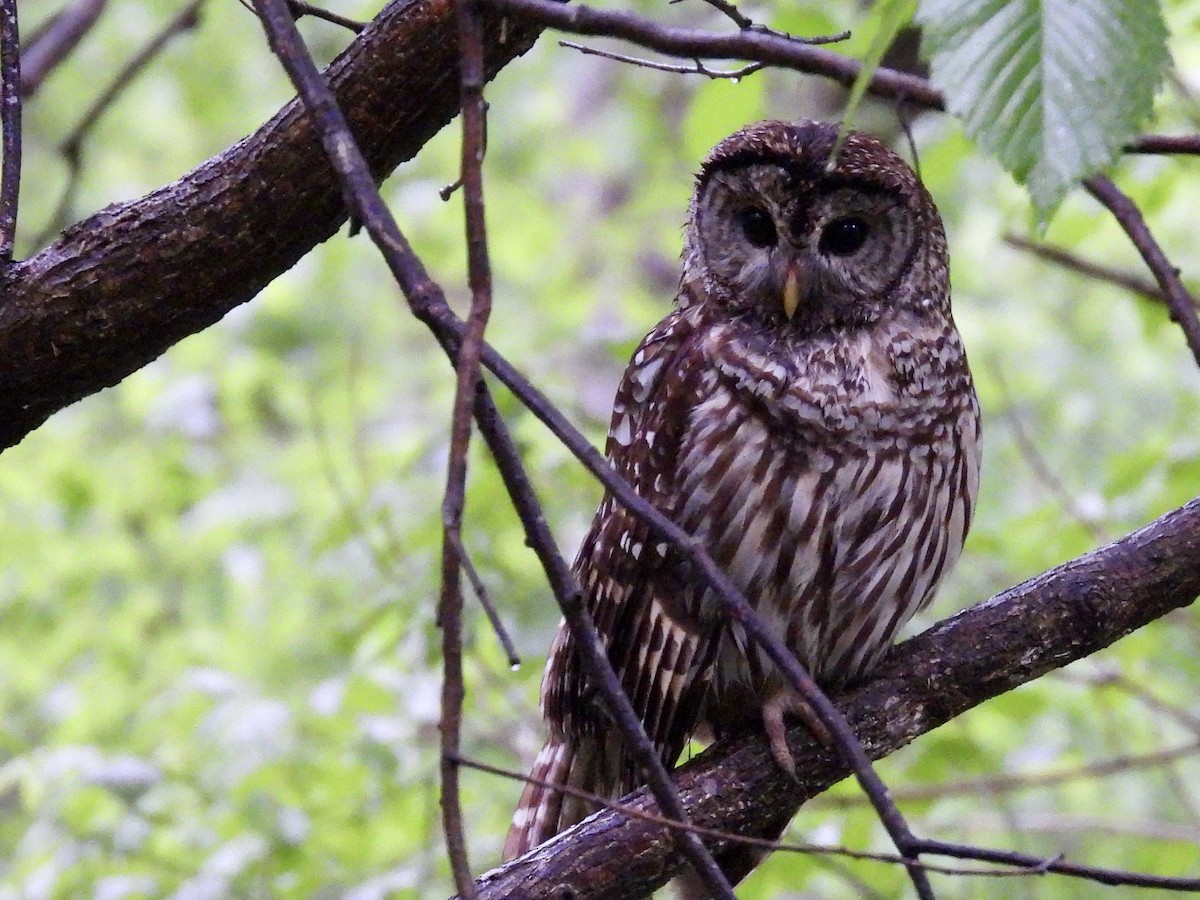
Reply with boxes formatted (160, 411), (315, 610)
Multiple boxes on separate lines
(762, 691), (832, 781)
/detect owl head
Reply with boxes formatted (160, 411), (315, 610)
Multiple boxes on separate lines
(682, 120), (949, 332)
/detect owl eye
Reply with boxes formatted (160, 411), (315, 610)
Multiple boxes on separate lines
(736, 207), (777, 248)
(819, 217), (870, 256)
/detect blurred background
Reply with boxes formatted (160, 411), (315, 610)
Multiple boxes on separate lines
(6, 0), (1200, 896)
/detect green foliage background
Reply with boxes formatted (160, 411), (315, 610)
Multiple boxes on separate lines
(6, 0), (1200, 897)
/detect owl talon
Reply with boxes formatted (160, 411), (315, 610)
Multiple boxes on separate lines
(765, 710), (798, 781)
(763, 692), (835, 781)
(794, 699), (833, 748)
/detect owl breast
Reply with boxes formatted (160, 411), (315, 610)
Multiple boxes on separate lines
(673, 313), (980, 720)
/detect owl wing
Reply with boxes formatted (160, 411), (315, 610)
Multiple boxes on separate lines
(544, 301), (721, 787)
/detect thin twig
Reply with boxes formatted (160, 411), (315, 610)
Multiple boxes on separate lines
(1003, 234), (1172, 307)
(559, 40), (765, 79)
(1084, 175), (1200, 369)
(681, 0), (844, 45)
(435, 0), (497, 890)
(1127, 134), (1200, 155)
(239, 0), (368, 30)
(0, 0), (19, 261)
(1005, 409), (1106, 538)
(685, 0), (753, 30)
(449, 531), (520, 668)
(21, 0), (107, 97)
(288, 0), (365, 31)
(440, 101), (489, 200)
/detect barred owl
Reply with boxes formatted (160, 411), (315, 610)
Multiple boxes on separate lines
(504, 120), (981, 861)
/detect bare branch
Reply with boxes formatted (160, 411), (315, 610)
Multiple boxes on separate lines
(287, 0), (366, 32)
(559, 40), (765, 79)
(450, 532), (520, 669)
(438, 0), (496, 888)
(482, 0), (942, 106)
(676, 0), (847, 44)
(1127, 134), (1200, 155)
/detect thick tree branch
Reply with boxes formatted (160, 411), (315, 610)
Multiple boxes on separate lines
(0, 0), (541, 453)
(473, 497), (1200, 898)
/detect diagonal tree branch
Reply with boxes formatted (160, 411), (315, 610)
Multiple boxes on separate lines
(0, 0), (541, 453)
(472, 497), (1200, 898)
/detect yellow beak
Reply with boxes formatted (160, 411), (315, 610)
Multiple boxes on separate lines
(782, 265), (803, 320)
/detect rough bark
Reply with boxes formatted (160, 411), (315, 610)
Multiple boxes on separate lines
(472, 497), (1200, 899)
(0, 0), (541, 452)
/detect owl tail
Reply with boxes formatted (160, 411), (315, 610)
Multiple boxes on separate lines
(503, 733), (619, 860)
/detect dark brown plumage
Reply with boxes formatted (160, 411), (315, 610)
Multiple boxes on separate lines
(505, 119), (981, 860)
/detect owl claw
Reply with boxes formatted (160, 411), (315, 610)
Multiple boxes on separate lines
(763, 692), (834, 781)
(764, 709), (798, 781)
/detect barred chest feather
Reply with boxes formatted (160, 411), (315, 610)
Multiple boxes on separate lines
(664, 308), (981, 713)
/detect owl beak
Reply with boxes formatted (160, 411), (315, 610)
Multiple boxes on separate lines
(781, 263), (805, 320)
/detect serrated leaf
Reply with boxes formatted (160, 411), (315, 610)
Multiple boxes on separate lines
(837, 0), (918, 156)
(917, 0), (1170, 220)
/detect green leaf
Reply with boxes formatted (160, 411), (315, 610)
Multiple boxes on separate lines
(837, 0), (918, 154)
(917, 0), (1171, 220)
